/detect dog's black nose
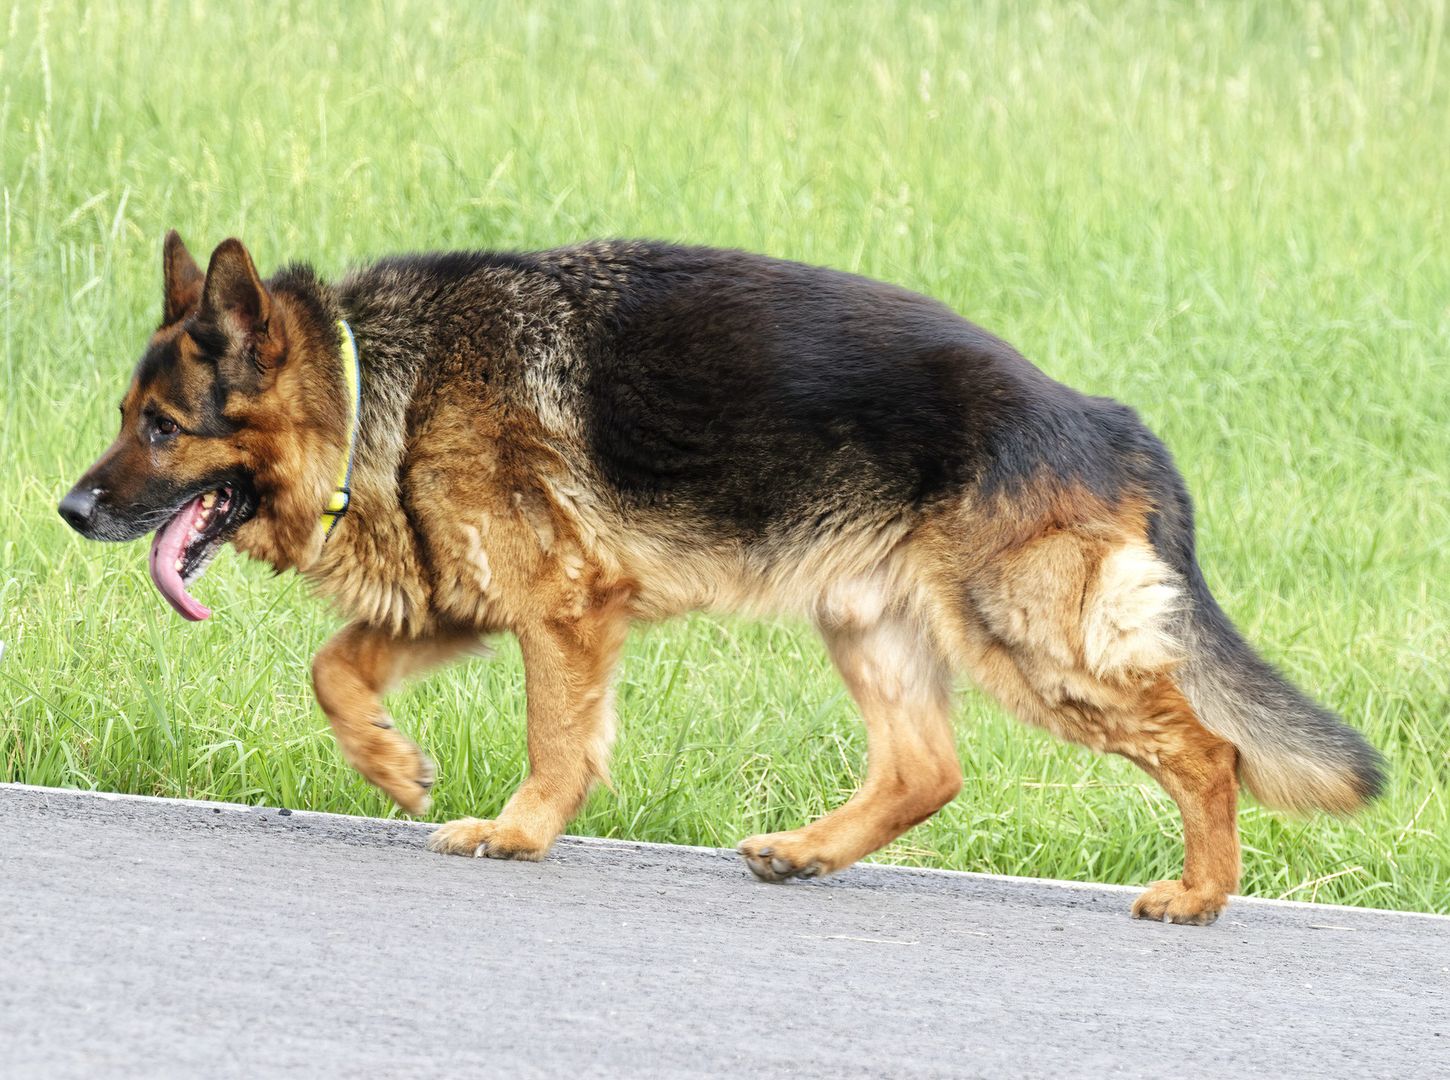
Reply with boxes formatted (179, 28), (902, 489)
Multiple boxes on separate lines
(58, 487), (99, 533)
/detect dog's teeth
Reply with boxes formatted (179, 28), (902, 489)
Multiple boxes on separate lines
(175, 557), (184, 572)
(201, 492), (216, 509)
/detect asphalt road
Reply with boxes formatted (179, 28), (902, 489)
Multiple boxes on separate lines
(1, 784), (1446, 1078)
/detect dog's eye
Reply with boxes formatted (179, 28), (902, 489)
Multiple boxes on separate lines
(153, 415), (180, 439)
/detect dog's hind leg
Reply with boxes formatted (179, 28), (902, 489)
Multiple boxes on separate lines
(1116, 679), (1241, 924)
(943, 523), (1242, 924)
(428, 593), (632, 862)
(311, 622), (483, 815)
(738, 604), (962, 881)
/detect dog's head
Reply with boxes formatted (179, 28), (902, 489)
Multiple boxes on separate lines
(59, 232), (341, 620)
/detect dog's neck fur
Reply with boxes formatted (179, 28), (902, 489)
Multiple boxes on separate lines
(256, 263), (455, 634)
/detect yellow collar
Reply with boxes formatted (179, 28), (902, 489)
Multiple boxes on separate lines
(321, 319), (360, 541)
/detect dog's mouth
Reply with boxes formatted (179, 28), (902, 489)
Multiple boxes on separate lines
(146, 482), (257, 621)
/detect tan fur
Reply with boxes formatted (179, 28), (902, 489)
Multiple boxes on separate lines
(1083, 542), (1183, 677)
(427, 590), (632, 860)
(311, 624), (480, 815)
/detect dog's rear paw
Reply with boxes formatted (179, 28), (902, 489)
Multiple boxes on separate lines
(426, 817), (552, 862)
(737, 831), (836, 882)
(1131, 879), (1228, 926)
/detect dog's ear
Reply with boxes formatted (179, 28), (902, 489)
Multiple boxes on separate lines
(162, 230), (204, 326)
(200, 238), (285, 373)
(201, 238), (271, 331)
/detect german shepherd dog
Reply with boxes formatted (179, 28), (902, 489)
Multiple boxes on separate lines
(60, 233), (1385, 924)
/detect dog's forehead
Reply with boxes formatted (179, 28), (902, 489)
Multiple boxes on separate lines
(125, 329), (214, 415)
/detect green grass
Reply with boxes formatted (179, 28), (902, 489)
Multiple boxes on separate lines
(2, 1), (1446, 913)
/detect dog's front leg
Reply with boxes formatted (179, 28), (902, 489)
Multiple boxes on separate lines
(312, 621), (480, 815)
(428, 601), (629, 861)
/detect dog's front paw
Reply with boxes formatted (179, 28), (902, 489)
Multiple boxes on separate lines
(737, 831), (840, 882)
(348, 730), (435, 816)
(426, 817), (553, 861)
(1131, 879), (1228, 926)
(332, 719), (435, 816)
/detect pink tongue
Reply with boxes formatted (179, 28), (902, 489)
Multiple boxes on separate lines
(147, 496), (211, 621)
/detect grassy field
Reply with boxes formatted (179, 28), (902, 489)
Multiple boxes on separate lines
(2, 1), (1446, 913)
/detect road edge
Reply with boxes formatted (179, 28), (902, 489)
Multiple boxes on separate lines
(4, 781), (1443, 922)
